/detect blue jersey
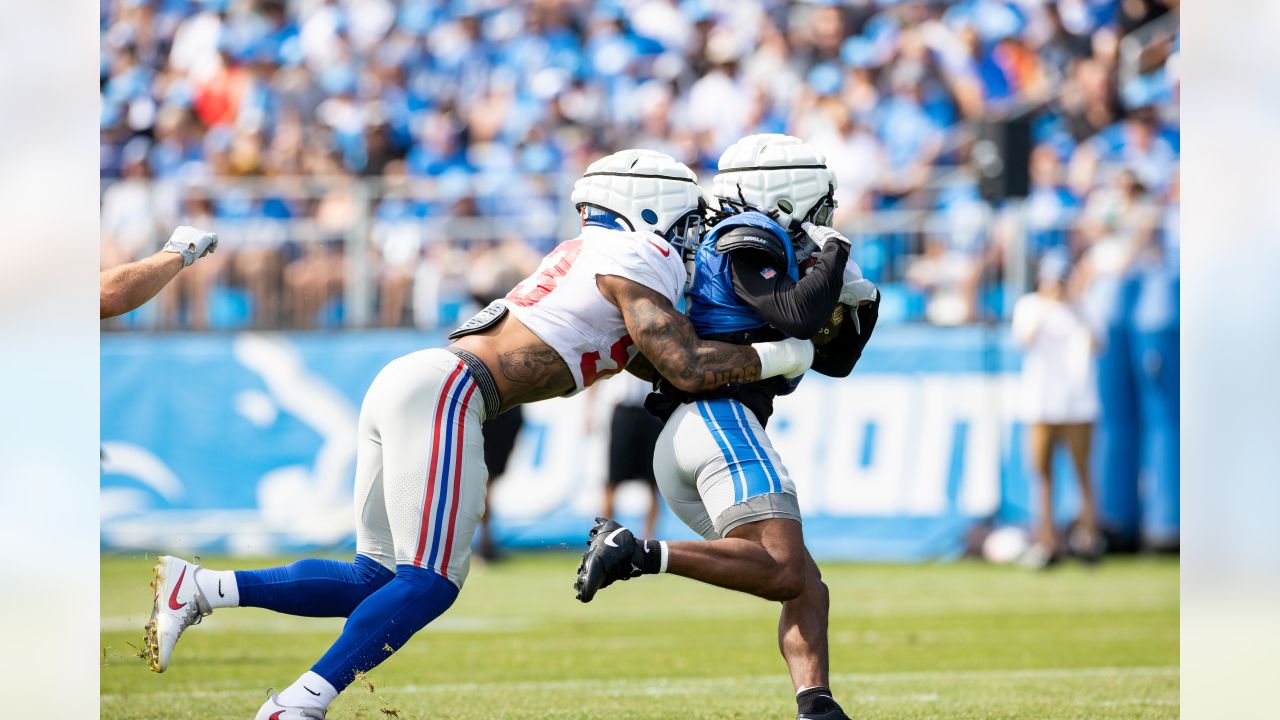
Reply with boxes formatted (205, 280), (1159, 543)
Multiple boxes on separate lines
(685, 211), (803, 399)
(688, 211), (799, 337)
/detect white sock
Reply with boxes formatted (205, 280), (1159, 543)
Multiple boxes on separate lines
(277, 671), (337, 709)
(194, 568), (239, 609)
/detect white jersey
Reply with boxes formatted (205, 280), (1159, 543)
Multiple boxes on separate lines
(498, 225), (686, 395)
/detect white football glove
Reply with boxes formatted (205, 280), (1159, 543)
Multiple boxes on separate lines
(800, 221), (851, 251)
(839, 257), (879, 307)
(838, 257), (879, 335)
(752, 337), (815, 379)
(163, 225), (219, 267)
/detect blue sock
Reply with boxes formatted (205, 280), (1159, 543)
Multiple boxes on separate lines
(310, 565), (459, 692)
(234, 555), (394, 618)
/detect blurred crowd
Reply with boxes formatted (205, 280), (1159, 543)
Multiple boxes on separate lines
(100, 0), (1179, 330)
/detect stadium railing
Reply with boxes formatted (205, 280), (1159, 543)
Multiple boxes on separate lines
(100, 175), (1173, 331)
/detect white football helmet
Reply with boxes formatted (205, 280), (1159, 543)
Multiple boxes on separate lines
(711, 134), (838, 230)
(571, 149), (707, 250)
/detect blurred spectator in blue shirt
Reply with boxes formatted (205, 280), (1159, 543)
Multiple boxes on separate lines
(1024, 144), (1082, 259)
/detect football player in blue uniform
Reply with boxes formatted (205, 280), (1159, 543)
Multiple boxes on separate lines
(575, 135), (878, 720)
(143, 149), (819, 720)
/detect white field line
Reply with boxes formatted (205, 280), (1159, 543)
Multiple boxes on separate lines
(102, 665), (1177, 703)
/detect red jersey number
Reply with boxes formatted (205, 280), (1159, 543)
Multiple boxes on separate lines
(505, 239), (583, 307)
(580, 335), (635, 387)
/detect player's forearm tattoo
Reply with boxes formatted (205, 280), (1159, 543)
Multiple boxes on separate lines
(625, 352), (661, 384)
(625, 291), (762, 391)
(498, 346), (563, 384)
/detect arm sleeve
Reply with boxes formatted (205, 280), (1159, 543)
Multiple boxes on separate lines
(812, 296), (880, 378)
(729, 241), (848, 339)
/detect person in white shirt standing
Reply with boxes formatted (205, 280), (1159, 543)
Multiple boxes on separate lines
(1010, 251), (1104, 569)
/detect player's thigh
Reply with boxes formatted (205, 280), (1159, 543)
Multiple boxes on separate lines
(372, 349), (489, 586)
(653, 403), (717, 539)
(695, 399), (800, 538)
(352, 407), (393, 572)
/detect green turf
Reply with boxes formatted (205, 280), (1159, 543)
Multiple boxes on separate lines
(102, 553), (1178, 719)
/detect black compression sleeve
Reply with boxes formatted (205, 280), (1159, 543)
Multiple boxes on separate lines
(729, 241), (848, 339)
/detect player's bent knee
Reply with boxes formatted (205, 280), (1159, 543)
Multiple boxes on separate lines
(768, 565), (807, 602)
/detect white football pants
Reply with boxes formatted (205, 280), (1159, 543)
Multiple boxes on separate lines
(653, 398), (801, 539)
(353, 348), (490, 587)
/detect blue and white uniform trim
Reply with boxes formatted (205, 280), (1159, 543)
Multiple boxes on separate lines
(696, 399), (785, 503)
(653, 399), (800, 539)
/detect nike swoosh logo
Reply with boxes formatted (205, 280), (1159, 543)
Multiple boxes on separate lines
(604, 528), (626, 548)
(646, 239), (670, 257)
(269, 712), (285, 720)
(167, 565), (188, 611)
(218, 579), (224, 598)
(304, 686), (321, 696)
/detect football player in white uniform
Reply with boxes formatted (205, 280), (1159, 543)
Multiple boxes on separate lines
(143, 149), (817, 720)
(573, 135), (879, 720)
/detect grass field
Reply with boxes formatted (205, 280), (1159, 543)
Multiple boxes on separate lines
(102, 553), (1178, 719)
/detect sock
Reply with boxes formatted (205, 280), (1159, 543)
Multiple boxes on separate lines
(639, 539), (668, 574)
(796, 686), (840, 715)
(234, 555), (394, 618)
(277, 670), (338, 710)
(194, 568), (239, 609)
(310, 564), (460, 692)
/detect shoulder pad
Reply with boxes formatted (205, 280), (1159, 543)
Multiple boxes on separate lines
(711, 211), (790, 267)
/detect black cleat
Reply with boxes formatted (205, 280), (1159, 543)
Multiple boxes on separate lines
(573, 518), (644, 603)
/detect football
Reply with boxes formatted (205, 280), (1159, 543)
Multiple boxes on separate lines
(812, 303), (845, 348)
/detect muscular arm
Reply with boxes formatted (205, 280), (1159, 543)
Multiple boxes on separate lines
(99, 251), (184, 319)
(597, 275), (763, 393)
(729, 241), (848, 339)
(624, 352), (661, 384)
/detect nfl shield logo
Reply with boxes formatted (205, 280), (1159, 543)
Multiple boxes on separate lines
(760, 267), (777, 279)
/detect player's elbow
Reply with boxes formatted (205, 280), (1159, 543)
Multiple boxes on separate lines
(100, 288), (128, 319)
(665, 368), (704, 393)
(818, 364), (853, 379)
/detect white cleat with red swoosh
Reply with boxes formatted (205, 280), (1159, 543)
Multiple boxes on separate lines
(254, 695), (327, 720)
(144, 555), (212, 672)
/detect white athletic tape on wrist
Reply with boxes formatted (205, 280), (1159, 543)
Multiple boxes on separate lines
(752, 339), (812, 379)
(659, 541), (669, 574)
